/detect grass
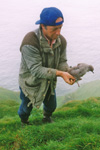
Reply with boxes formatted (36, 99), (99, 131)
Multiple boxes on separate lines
(57, 80), (100, 107)
(0, 97), (100, 149)
(66, 80), (100, 100)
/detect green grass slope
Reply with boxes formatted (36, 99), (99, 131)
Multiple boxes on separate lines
(57, 80), (100, 107)
(1, 97), (100, 150)
(0, 87), (20, 102)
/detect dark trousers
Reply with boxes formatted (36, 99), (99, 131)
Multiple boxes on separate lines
(18, 87), (57, 120)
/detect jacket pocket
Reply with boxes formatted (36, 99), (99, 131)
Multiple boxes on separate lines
(25, 81), (41, 88)
(24, 81), (41, 98)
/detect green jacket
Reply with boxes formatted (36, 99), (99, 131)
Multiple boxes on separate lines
(19, 28), (69, 108)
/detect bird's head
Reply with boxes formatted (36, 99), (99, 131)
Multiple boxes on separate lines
(89, 65), (94, 73)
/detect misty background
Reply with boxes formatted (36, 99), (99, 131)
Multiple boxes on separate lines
(0, 0), (100, 96)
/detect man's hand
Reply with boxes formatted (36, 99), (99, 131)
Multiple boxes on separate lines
(56, 70), (75, 85)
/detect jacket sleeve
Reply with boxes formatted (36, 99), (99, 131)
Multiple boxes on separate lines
(57, 43), (69, 72)
(21, 45), (57, 80)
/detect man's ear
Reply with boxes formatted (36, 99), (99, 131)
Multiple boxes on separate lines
(40, 24), (43, 29)
(41, 24), (47, 30)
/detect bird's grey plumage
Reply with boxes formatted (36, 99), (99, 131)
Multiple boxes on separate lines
(68, 63), (94, 86)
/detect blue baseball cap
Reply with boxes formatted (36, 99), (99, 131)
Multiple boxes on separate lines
(35, 7), (64, 26)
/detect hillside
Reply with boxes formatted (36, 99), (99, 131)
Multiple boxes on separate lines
(0, 80), (100, 108)
(0, 87), (20, 102)
(0, 97), (100, 150)
(57, 80), (100, 107)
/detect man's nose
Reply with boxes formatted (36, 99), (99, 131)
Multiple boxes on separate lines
(56, 29), (61, 35)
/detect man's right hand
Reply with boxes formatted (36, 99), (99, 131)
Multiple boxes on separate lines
(56, 70), (75, 85)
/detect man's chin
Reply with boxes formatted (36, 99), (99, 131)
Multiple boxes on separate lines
(53, 36), (58, 40)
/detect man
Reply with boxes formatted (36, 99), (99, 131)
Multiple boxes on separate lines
(18, 7), (75, 125)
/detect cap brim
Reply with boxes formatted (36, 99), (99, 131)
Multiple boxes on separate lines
(35, 20), (41, 24)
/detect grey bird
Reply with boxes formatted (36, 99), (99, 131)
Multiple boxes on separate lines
(68, 63), (94, 86)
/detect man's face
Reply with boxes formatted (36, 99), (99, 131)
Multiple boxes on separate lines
(41, 17), (63, 41)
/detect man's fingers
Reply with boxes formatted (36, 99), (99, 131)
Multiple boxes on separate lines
(69, 78), (75, 84)
(69, 78), (75, 82)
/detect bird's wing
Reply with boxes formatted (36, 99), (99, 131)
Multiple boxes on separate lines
(68, 67), (82, 80)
